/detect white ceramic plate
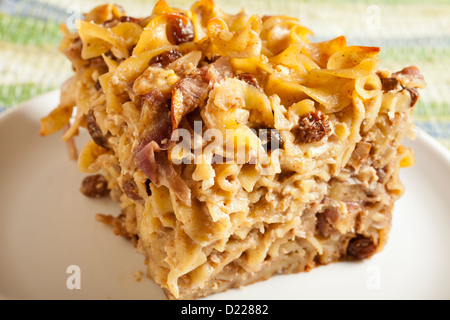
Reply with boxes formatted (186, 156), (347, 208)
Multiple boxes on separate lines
(1, 91), (449, 300)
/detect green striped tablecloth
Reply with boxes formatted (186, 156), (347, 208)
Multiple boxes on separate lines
(1, 0), (449, 148)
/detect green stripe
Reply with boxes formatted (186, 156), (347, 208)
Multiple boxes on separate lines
(381, 47), (450, 64)
(414, 101), (450, 120)
(0, 83), (54, 107)
(0, 13), (62, 46)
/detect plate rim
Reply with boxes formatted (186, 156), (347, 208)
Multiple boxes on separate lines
(0, 90), (59, 123)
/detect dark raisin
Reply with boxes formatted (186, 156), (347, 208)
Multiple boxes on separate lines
(380, 77), (399, 92)
(236, 73), (261, 90)
(167, 16), (195, 45)
(145, 179), (152, 196)
(405, 87), (419, 107)
(380, 74), (419, 107)
(346, 235), (378, 260)
(80, 174), (109, 198)
(150, 49), (183, 68)
(120, 16), (141, 23)
(122, 180), (143, 201)
(295, 111), (331, 144)
(259, 128), (284, 152)
(86, 109), (109, 149)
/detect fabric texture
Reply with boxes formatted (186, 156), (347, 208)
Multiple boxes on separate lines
(0, 0), (449, 148)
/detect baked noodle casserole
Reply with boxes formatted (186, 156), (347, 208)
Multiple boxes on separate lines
(40, 0), (426, 299)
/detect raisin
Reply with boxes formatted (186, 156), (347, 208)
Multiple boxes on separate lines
(120, 16), (141, 23)
(295, 111), (331, 144)
(122, 180), (143, 201)
(258, 128), (284, 152)
(150, 49), (183, 68)
(236, 73), (261, 90)
(167, 16), (195, 45)
(145, 179), (152, 196)
(346, 235), (378, 260)
(406, 87), (419, 107)
(80, 174), (109, 198)
(86, 109), (109, 149)
(380, 77), (399, 92)
(380, 77), (419, 107)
